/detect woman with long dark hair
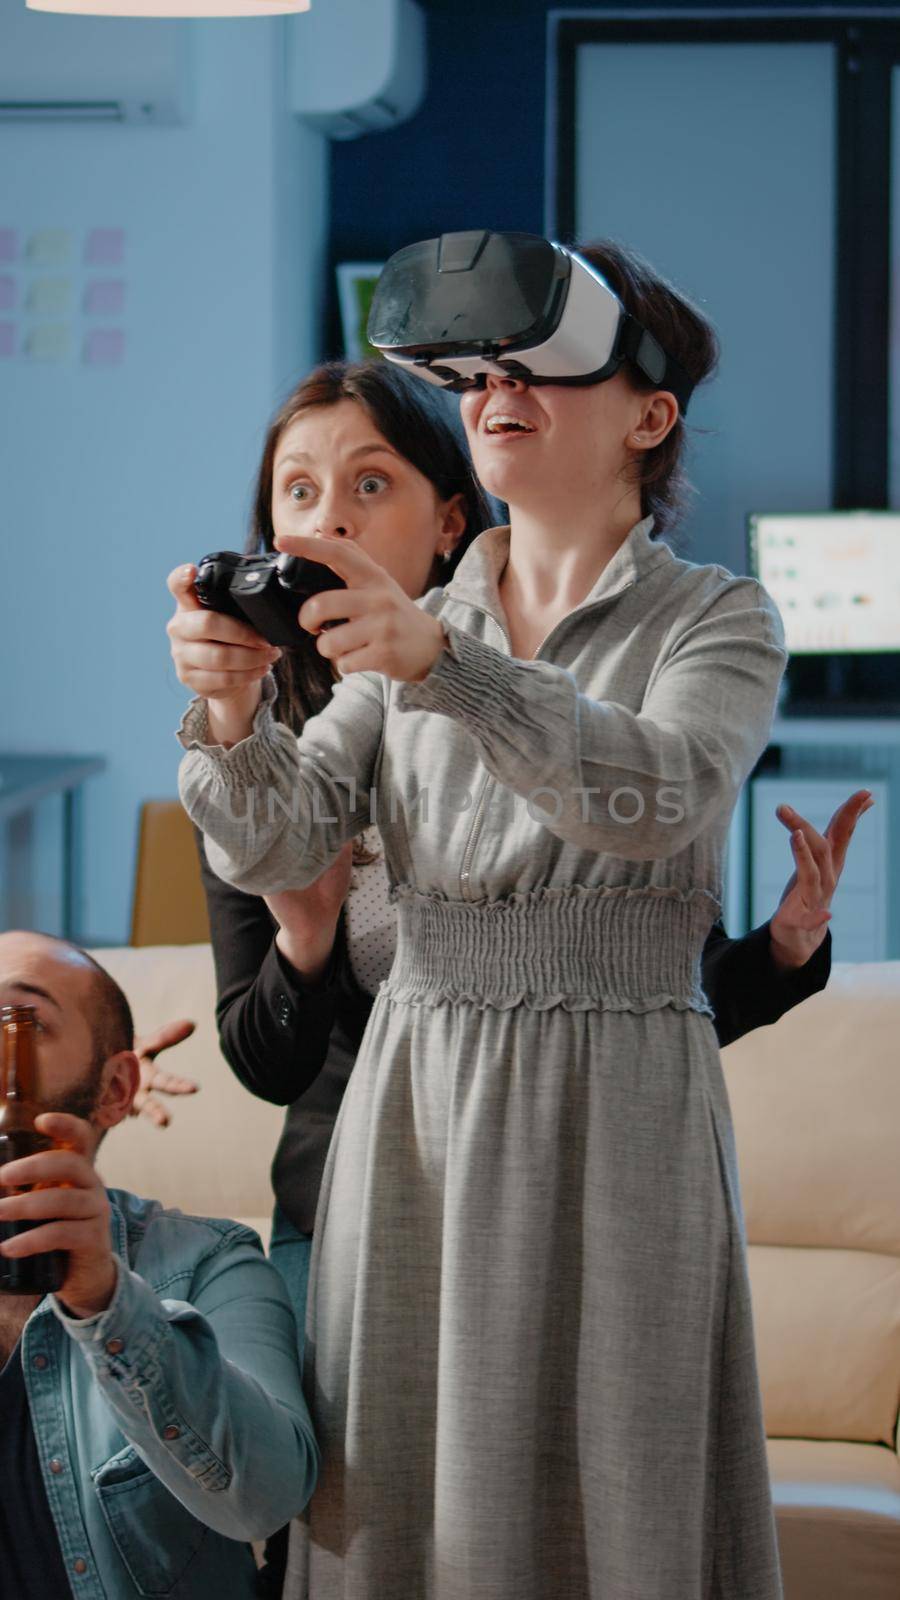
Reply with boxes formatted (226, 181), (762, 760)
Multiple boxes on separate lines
(168, 360), (494, 1339)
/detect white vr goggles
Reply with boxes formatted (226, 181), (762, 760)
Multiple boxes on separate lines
(366, 230), (695, 415)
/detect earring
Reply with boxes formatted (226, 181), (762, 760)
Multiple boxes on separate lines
(440, 549), (452, 565)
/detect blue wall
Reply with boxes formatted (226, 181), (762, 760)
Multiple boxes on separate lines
(0, 17), (328, 944)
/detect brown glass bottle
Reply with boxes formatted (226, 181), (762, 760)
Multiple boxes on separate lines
(0, 1004), (66, 1294)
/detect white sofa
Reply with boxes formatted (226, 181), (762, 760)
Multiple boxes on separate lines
(93, 944), (900, 1598)
(723, 960), (900, 1598)
(93, 943), (284, 1246)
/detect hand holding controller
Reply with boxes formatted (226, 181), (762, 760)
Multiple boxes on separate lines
(167, 562), (275, 748)
(168, 550), (350, 747)
(194, 550), (349, 648)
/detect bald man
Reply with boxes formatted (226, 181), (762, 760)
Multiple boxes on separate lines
(0, 931), (318, 1600)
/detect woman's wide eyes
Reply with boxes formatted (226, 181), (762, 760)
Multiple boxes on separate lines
(288, 473), (389, 502)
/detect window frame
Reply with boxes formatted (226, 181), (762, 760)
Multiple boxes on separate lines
(548, 12), (900, 509)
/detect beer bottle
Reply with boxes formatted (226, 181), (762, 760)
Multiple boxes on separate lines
(0, 1004), (66, 1294)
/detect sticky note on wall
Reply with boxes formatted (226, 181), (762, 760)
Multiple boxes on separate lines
(0, 276), (15, 312)
(0, 323), (15, 359)
(0, 230), (17, 263)
(25, 325), (71, 362)
(85, 229), (125, 266)
(83, 328), (125, 366)
(26, 278), (72, 316)
(84, 279), (125, 316)
(27, 230), (72, 267)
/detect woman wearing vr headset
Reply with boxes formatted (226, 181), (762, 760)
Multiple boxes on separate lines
(173, 244), (866, 1600)
(166, 350), (847, 1369)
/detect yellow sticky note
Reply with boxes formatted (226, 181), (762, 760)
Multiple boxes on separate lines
(26, 278), (72, 316)
(25, 324), (72, 362)
(26, 229), (73, 266)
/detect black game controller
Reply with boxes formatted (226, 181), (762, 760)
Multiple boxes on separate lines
(193, 551), (348, 649)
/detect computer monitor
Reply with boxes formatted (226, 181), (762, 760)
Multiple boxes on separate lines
(747, 511), (900, 716)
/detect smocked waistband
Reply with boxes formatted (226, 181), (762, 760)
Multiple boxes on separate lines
(381, 885), (717, 1014)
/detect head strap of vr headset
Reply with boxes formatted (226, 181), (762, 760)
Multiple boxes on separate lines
(480, 312), (695, 416)
(614, 314), (695, 417)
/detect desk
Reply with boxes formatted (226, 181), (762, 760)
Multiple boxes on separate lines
(0, 755), (105, 940)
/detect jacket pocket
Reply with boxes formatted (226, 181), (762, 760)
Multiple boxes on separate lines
(94, 1445), (209, 1597)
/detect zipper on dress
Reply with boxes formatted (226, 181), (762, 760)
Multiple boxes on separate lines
(458, 770), (493, 902)
(456, 609), (507, 902)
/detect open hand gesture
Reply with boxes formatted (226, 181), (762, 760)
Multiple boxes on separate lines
(131, 1020), (198, 1129)
(768, 788), (874, 970)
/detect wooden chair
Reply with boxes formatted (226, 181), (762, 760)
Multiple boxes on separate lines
(130, 801), (211, 946)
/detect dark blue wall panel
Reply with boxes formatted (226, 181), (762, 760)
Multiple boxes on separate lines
(327, 0), (874, 287)
(330, 0), (549, 269)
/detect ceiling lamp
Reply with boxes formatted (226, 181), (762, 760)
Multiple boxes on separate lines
(26, 0), (309, 14)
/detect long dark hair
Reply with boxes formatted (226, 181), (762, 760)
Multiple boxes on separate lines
(247, 359), (494, 733)
(576, 240), (720, 542)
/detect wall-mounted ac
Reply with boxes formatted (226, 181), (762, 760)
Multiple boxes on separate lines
(0, 0), (190, 125)
(288, 0), (425, 140)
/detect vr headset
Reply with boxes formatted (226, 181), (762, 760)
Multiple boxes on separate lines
(367, 229), (695, 415)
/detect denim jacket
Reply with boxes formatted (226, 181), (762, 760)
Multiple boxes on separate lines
(20, 1188), (319, 1599)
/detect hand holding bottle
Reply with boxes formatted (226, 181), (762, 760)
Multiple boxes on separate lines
(0, 1002), (66, 1293)
(0, 1112), (117, 1319)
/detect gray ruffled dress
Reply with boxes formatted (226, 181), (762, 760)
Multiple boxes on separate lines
(178, 515), (787, 1600)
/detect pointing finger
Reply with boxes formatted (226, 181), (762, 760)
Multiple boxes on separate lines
(275, 533), (378, 583)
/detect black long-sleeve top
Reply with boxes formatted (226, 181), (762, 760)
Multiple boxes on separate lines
(197, 834), (832, 1234)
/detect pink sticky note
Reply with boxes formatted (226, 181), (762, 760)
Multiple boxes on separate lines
(0, 276), (14, 312)
(84, 328), (125, 366)
(0, 230), (17, 263)
(85, 229), (125, 266)
(84, 279), (125, 316)
(0, 323), (16, 358)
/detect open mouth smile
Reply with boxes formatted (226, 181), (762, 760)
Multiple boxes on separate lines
(483, 412), (538, 439)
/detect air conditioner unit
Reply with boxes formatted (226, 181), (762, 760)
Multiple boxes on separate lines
(287, 0), (425, 140)
(0, 0), (190, 125)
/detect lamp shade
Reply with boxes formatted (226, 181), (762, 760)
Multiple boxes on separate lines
(26, 0), (309, 13)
